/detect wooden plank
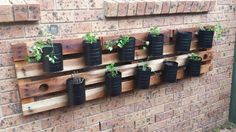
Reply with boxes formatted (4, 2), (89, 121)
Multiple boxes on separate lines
(22, 63), (212, 116)
(15, 41), (198, 79)
(18, 50), (213, 99)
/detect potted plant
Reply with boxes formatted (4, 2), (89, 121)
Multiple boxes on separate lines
(83, 32), (102, 66)
(27, 33), (63, 73)
(117, 35), (136, 62)
(105, 63), (122, 97)
(198, 23), (224, 48)
(162, 61), (178, 83)
(175, 31), (192, 53)
(66, 72), (85, 106)
(135, 61), (152, 89)
(186, 53), (202, 77)
(147, 27), (164, 57)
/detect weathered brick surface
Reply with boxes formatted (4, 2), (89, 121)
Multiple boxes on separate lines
(0, 0), (235, 131)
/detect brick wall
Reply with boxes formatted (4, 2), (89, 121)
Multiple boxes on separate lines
(0, 0), (235, 131)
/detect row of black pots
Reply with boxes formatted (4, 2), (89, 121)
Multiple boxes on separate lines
(66, 58), (202, 106)
(42, 29), (213, 73)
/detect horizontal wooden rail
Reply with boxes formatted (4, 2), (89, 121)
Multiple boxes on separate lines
(22, 63), (212, 116)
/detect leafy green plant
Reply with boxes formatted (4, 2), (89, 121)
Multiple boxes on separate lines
(106, 63), (119, 77)
(117, 35), (130, 48)
(189, 53), (202, 61)
(200, 23), (224, 39)
(83, 32), (97, 44)
(138, 61), (149, 71)
(28, 30), (58, 64)
(105, 40), (118, 51)
(149, 26), (161, 37)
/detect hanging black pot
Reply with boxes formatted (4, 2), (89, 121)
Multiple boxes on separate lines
(186, 59), (202, 77)
(135, 66), (151, 89)
(42, 43), (63, 72)
(66, 78), (86, 106)
(147, 33), (164, 57)
(198, 30), (214, 48)
(118, 37), (135, 62)
(162, 61), (178, 83)
(83, 39), (102, 66)
(176, 31), (192, 53)
(105, 71), (122, 97)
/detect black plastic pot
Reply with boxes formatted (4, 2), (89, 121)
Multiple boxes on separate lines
(105, 71), (122, 97)
(198, 30), (214, 48)
(186, 59), (202, 77)
(118, 37), (135, 62)
(162, 61), (178, 83)
(66, 78), (86, 106)
(135, 66), (151, 89)
(147, 33), (164, 57)
(42, 43), (63, 72)
(83, 39), (102, 66)
(176, 32), (192, 53)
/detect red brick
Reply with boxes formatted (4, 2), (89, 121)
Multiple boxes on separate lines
(0, 79), (18, 92)
(201, 1), (211, 12)
(209, 0), (216, 11)
(153, 1), (162, 14)
(136, 0), (146, 16)
(55, 118), (87, 132)
(100, 97), (125, 112)
(161, 1), (170, 14)
(92, 20), (118, 32)
(100, 117), (125, 130)
(85, 123), (100, 132)
(177, 1), (186, 13)
(39, 0), (54, 10)
(119, 18), (143, 30)
(112, 104), (134, 117)
(74, 10), (103, 22)
(53, 11), (74, 23)
(143, 17), (165, 27)
(1, 102), (21, 116)
(183, 1), (194, 13)
(75, 22), (92, 33)
(24, 0), (40, 21)
(145, 0), (155, 15)
(0, 114), (22, 129)
(56, 0), (75, 9)
(87, 111), (112, 125)
(117, 0), (128, 17)
(10, 0), (28, 21)
(0, 66), (16, 80)
(40, 11), (54, 23)
(104, 0), (118, 17)
(127, 1), (137, 16)
(191, 1), (201, 12)
(134, 116), (155, 129)
(169, 1), (178, 14)
(0, 54), (13, 66)
(0, 0), (14, 22)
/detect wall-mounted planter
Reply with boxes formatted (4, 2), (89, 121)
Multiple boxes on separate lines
(42, 43), (63, 72)
(186, 58), (202, 77)
(83, 40), (102, 66)
(198, 30), (214, 48)
(163, 61), (178, 83)
(135, 66), (151, 89)
(66, 78), (86, 106)
(118, 37), (136, 62)
(147, 33), (164, 57)
(105, 71), (122, 97)
(176, 32), (192, 53)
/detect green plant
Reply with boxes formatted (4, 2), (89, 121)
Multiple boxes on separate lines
(105, 39), (118, 51)
(200, 23), (224, 39)
(212, 121), (236, 132)
(149, 26), (161, 37)
(189, 53), (202, 61)
(27, 29), (58, 64)
(83, 32), (97, 44)
(106, 63), (119, 77)
(117, 35), (130, 48)
(138, 61), (149, 71)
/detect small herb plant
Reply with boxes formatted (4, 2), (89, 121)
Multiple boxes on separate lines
(117, 35), (130, 48)
(200, 23), (224, 39)
(149, 26), (161, 37)
(189, 53), (202, 61)
(71, 71), (85, 84)
(138, 61), (149, 71)
(28, 29), (58, 64)
(105, 40), (118, 51)
(83, 32), (97, 44)
(106, 63), (119, 77)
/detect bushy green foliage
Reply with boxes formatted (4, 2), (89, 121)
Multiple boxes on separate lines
(200, 23), (224, 39)
(105, 35), (130, 51)
(189, 53), (202, 61)
(149, 26), (161, 37)
(106, 63), (119, 77)
(139, 61), (149, 71)
(117, 35), (130, 48)
(83, 32), (97, 44)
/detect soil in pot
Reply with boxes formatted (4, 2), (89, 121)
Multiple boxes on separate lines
(42, 43), (63, 72)
(118, 37), (135, 62)
(135, 66), (151, 89)
(66, 78), (86, 106)
(198, 30), (214, 48)
(105, 71), (122, 97)
(176, 31), (192, 53)
(83, 39), (102, 66)
(162, 61), (178, 83)
(186, 59), (202, 77)
(147, 33), (164, 57)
